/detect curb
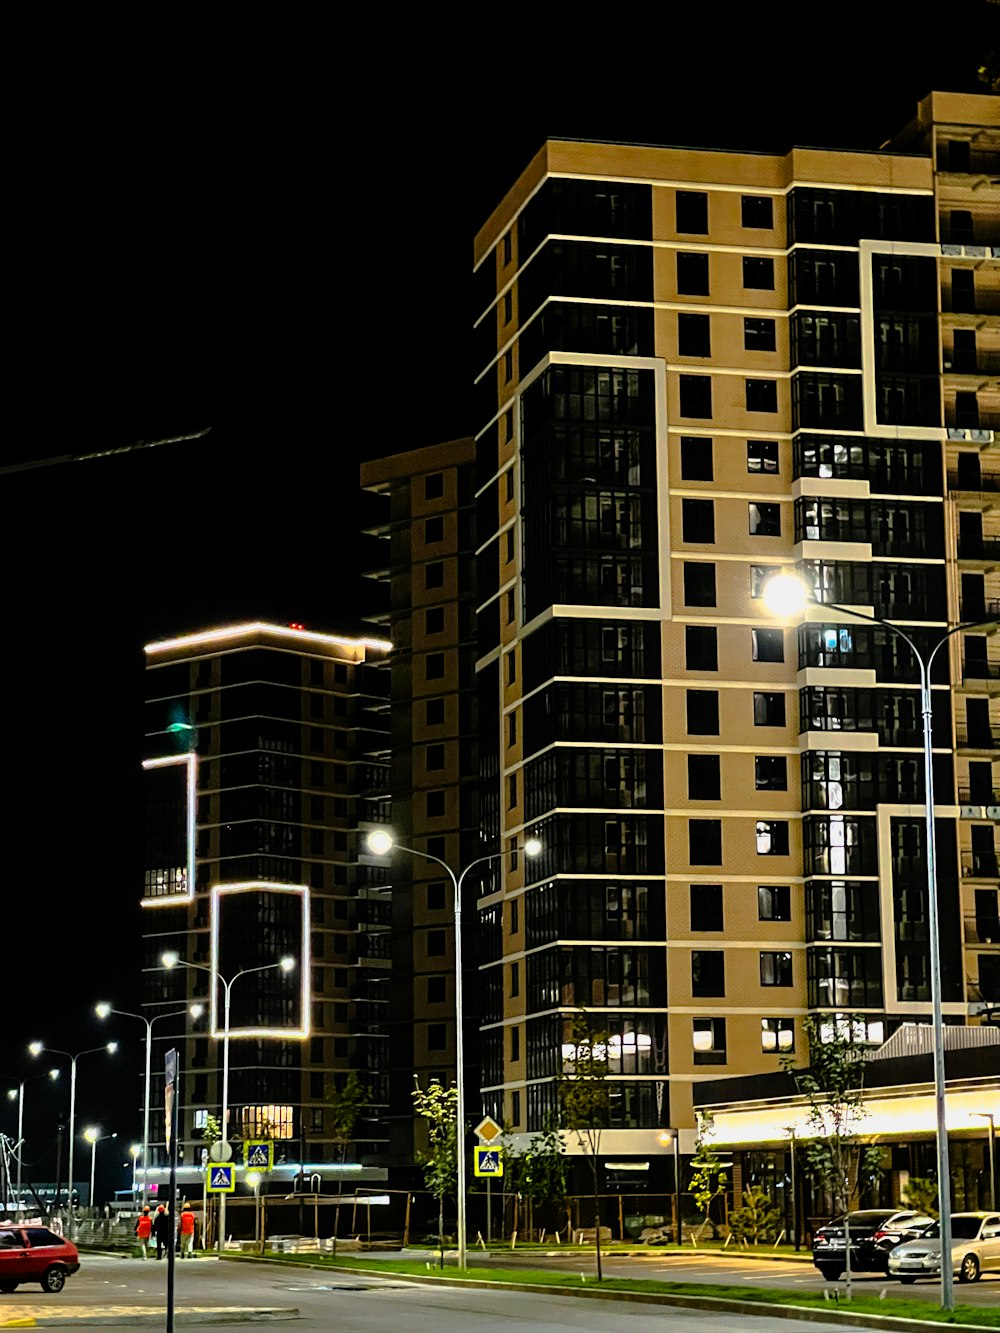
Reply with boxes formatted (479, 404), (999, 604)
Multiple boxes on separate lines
(221, 1256), (994, 1333)
(0, 1309), (297, 1328)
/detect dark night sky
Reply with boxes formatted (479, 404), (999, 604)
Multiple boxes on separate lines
(1, 14), (994, 1187)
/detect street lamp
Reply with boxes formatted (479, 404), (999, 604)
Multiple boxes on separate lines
(367, 828), (542, 1270)
(762, 571), (999, 1313)
(2, 1069), (60, 1218)
(94, 1001), (204, 1208)
(975, 1112), (996, 1210)
(83, 1128), (117, 1214)
(160, 951), (296, 1254)
(30, 1043), (117, 1237)
(129, 1144), (142, 1203)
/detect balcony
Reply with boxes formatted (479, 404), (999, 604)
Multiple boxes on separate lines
(960, 851), (1000, 878)
(948, 472), (1000, 495)
(957, 786), (1000, 806)
(941, 290), (1000, 317)
(959, 600), (1000, 623)
(963, 658), (1000, 681)
(964, 913), (1000, 945)
(944, 351), (1000, 377)
(955, 722), (1000, 749)
(956, 537), (1000, 564)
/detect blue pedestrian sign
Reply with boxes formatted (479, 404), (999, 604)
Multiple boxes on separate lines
(206, 1164), (236, 1193)
(244, 1140), (274, 1170)
(474, 1146), (503, 1178)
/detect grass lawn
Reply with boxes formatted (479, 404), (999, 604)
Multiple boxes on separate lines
(235, 1251), (1000, 1328)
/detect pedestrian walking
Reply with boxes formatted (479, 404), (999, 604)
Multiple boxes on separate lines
(178, 1203), (196, 1258)
(152, 1204), (170, 1260)
(134, 1206), (153, 1260)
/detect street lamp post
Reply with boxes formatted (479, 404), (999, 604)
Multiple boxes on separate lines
(763, 572), (999, 1314)
(83, 1128), (117, 1215)
(160, 951), (296, 1254)
(975, 1112), (996, 1210)
(3, 1069), (60, 1218)
(129, 1144), (141, 1203)
(31, 1043), (117, 1237)
(94, 1002), (204, 1209)
(367, 828), (542, 1271)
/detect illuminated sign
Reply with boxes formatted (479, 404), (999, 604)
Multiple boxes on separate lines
(145, 622), (391, 654)
(210, 883), (311, 1039)
(141, 754), (196, 907)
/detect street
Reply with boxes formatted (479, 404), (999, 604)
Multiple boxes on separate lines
(0, 1253), (885, 1332)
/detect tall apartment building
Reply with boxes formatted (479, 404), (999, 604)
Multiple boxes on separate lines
(360, 440), (480, 1174)
(465, 90), (999, 1178)
(140, 622), (391, 1190)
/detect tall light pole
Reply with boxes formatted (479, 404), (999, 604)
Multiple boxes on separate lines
(160, 951), (296, 1254)
(94, 1002), (204, 1208)
(762, 571), (999, 1314)
(83, 1128), (116, 1214)
(975, 1112), (996, 1210)
(129, 1144), (142, 1203)
(3, 1069), (60, 1218)
(367, 828), (542, 1271)
(31, 1042), (117, 1237)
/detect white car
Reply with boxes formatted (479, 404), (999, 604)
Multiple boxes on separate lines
(887, 1212), (1000, 1284)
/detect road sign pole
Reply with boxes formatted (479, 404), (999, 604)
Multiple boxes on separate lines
(165, 1049), (179, 1333)
(486, 1177), (491, 1245)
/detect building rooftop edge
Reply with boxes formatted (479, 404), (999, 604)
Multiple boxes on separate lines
(144, 621), (393, 655)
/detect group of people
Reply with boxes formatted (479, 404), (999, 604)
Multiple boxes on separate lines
(133, 1203), (197, 1259)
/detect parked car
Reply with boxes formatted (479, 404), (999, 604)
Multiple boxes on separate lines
(812, 1209), (935, 1279)
(887, 1212), (1000, 1284)
(0, 1225), (80, 1294)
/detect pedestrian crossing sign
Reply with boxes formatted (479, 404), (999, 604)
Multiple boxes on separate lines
(206, 1164), (236, 1193)
(244, 1140), (274, 1170)
(473, 1146), (503, 1178)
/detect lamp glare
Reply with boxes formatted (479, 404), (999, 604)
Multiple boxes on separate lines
(367, 830), (393, 856)
(761, 572), (810, 619)
(524, 837), (542, 857)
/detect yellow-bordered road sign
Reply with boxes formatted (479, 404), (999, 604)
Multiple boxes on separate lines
(244, 1140), (274, 1170)
(473, 1146), (503, 1178)
(206, 1164), (236, 1193)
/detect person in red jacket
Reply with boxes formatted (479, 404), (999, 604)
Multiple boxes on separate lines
(178, 1204), (197, 1258)
(134, 1206), (153, 1260)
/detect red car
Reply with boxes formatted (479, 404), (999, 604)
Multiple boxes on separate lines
(0, 1225), (80, 1293)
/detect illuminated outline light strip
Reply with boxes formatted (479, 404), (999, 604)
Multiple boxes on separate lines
(140, 754), (197, 907)
(145, 622), (391, 654)
(210, 882), (311, 1039)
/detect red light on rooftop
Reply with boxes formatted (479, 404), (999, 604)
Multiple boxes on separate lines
(288, 622), (305, 631)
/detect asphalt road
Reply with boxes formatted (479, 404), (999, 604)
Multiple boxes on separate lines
(0, 1253), (880, 1332)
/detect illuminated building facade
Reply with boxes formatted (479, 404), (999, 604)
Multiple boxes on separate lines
(464, 90), (999, 1185)
(141, 622), (391, 1178)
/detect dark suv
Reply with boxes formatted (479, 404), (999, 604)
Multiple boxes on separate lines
(812, 1210), (935, 1279)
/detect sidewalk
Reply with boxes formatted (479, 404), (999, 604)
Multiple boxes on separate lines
(0, 1304), (297, 1328)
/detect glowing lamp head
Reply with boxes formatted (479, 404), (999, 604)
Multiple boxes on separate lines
(48, 1069), (60, 1081)
(189, 1004), (204, 1020)
(28, 1042), (43, 1058)
(279, 956), (296, 973)
(657, 1131), (673, 1147)
(106, 1042), (119, 1055)
(761, 572), (811, 620)
(161, 951), (180, 969)
(6, 1089), (15, 1102)
(246, 1170), (262, 1188)
(367, 830), (394, 856)
(95, 1002), (112, 1020)
(130, 1144), (142, 1159)
(524, 837), (542, 857)
(84, 1126), (100, 1144)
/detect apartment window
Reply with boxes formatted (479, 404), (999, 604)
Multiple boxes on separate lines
(508, 711), (517, 746)
(507, 589), (515, 623)
(504, 410), (514, 445)
(744, 318), (776, 351)
(678, 313), (711, 357)
(427, 882), (446, 911)
(760, 951), (793, 986)
(690, 883), (724, 931)
(689, 819), (722, 865)
(682, 498), (715, 543)
(752, 628), (784, 663)
(427, 929), (446, 955)
(426, 744), (445, 771)
(511, 1090), (521, 1125)
(503, 290), (513, 324)
(693, 1017), (727, 1065)
(754, 692), (785, 727)
(427, 1023), (446, 1051)
(310, 727), (324, 751)
(688, 754), (721, 800)
(683, 562), (716, 607)
(952, 269), (975, 312)
(425, 653), (445, 680)
(426, 606), (445, 634)
(511, 1026), (521, 1061)
(506, 528), (515, 563)
(511, 897), (519, 934)
(504, 349), (513, 382)
(950, 210), (974, 244)
(427, 975), (446, 1004)
(425, 516), (444, 543)
(755, 756), (787, 790)
(749, 502), (781, 536)
(508, 774), (518, 808)
(425, 697), (445, 725)
(691, 949), (725, 996)
(503, 231), (512, 265)
(748, 440), (779, 474)
(426, 790), (445, 818)
(506, 651), (516, 684)
(685, 625), (718, 671)
(756, 820), (789, 855)
(510, 961), (519, 996)
(425, 562), (444, 589)
(761, 1017), (795, 1053)
(680, 436), (713, 481)
(676, 191), (708, 233)
(677, 252), (709, 295)
(742, 196), (774, 229)
(746, 379), (778, 412)
(687, 690), (719, 735)
(758, 884), (791, 920)
(750, 565), (781, 599)
(743, 256), (775, 289)
(425, 473), (444, 500)
(679, 375), (712, 418)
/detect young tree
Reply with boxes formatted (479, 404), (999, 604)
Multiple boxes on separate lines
(902, 1176), (939, 1220)
(782, 1016), (884, 1299)
(728, 1185), (782, 1244)
(559, 1012), (610, 1280)
(504, 1122), (569, 1239)
(688, 1111), (728, 1242)
(326, 1072), (369, 1163)
(411, 1079), (458, 1267)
